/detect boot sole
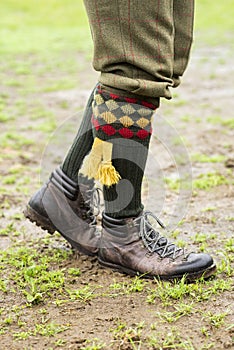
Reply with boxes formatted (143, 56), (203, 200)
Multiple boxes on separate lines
(98, 257), (217, 282)
(24, 205), (56, 234)
(24, 205), (96, 257)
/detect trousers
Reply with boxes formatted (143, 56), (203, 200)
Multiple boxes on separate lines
(84, 0), (194, 103)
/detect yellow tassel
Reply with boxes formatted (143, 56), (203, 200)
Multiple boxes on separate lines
(98, 138), (121, 186)
(80, 138), (103, 179)
(80, 137), (121, 186)
(80, 153), (99, 179)
(97, 161), (121, 187)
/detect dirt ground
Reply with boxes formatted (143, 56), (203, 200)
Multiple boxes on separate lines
(0, 45), (233, 350)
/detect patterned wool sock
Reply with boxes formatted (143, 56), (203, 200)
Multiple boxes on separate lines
(61, 86), (96, 182)
(80, 85), (159, 218)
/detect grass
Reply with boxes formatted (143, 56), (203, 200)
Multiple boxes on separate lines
(0, 132), (34, 149)
(146, 277), (232, 305)
(191, 153), (226, 163)
(13, 322), (70, 340)
(156, 303), (194, 323)
(147, 328), (195, 350)
(203, 311), (228, 329)
(0, 245), (71, 304)
(195, 0), (234, 45)
(80, 340), (106, 350)
(0, 0), (91, 55)
(193, 172), (228, 190)
(165, 171), (230, 193)
(206, 115), (234, 129)
(66, 286), (96, 302)
(111, 321), (143, 347)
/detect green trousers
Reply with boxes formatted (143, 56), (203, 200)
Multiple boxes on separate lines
(84, 0), (194, 103)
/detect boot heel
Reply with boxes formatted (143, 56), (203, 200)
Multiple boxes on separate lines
(24, 205), (56, 235)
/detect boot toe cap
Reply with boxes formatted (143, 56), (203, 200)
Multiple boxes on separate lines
(174, 252), (215, 276)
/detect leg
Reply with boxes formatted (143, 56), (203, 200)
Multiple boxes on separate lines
(24, 87), (100, 255)
(84, 0), (175, 101)
(82, 0), (216, 280)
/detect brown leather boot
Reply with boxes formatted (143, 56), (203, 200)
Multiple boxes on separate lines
(24, 167), (101, 256)
(99, 211), (216, 281)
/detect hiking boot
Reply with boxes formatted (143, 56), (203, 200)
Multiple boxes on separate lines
(99, 211), (216, 281)
(24, 167), (101, 256)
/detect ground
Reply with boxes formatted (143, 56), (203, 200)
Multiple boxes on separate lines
(0, 1), (233, 349)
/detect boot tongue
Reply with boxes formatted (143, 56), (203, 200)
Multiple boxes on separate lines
(157, 236), (167, 247)
(147, 227), (177, 257)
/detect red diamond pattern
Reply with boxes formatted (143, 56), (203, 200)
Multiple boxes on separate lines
(119, 128), (134, 139)
(102, 125), (116, 136)
(136, 129), (150, 139)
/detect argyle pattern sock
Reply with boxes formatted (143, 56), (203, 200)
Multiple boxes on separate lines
(80, 85), (158, 218)
(61, 86), (96, 182)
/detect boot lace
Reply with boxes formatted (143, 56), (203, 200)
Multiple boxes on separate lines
(135, 211), (184, 259)
(83, 187), (102, 226)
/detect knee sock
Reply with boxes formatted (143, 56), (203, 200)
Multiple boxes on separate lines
(80, 85), (159, 218)
(61, 85), (96, 182)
